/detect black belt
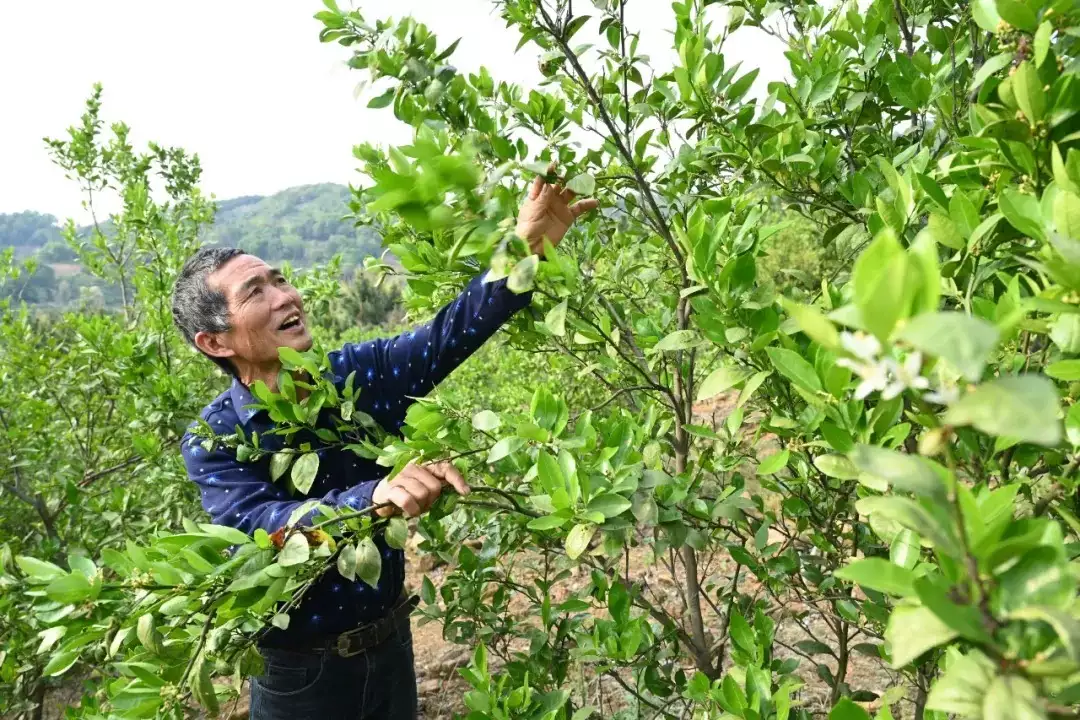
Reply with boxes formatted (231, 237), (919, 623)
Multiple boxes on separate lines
(262, 595), (419, 657)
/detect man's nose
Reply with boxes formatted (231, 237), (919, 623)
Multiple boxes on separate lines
(269, 285), (295, 310)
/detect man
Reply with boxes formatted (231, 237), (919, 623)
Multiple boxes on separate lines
(172, 172), (596, 720)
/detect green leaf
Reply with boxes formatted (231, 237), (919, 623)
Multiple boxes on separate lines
(45, 573), (94, 604)
(1047, 360), (1080, 381)
(198, 523), (252, 545)
(971, 0), (1001, 32)
(271, 613), (290, 630)
(944, 376), (1062, 447)
(486, 436), (523, 463)
(653, 329), (702, 352)
(472, 410), (501, 432)
(765, 347), (822, 393)
(727, 68), (759, 101)
(290, 452), (319, 494)
(996, 0), (1037, 32)
(1013, 60), (1045, 125)
(15, 556), (65, 581)
(852, 229), (907, 341)
(851, 445), (947, 500)
(37, 626), (67, 655)
(1052, 314), (1080, 353)
(1068, 404), (1080, 446)
(885, 605), (958, 667)
(565, 523), (595, 560)
(367, 88), (395, 108)
(507, 254), (539, 294)
(1035, 21), (1052, 67)
(898, 312), (999, 381)
(384, 517), (408, 550)
(632, 494), (659, 525)
(696, 365), (751, 401)
(983, 675), (1043, 720)
(835, 558), (917, 597)
(1000, 188), (1045, 240)
(42, 650), (80, 677)
(586, 494), (632, 519)
(781, 298), (840, 349)
(925, 649), (997, 716)
(757, 450), (789, 475)
(808, 71), (841, 106)
(829, 698), (872, 720)
(527, 515), (569, 530)
(136, 613), (164, 655)
(356, 536), (382, 587)
(1010, 606), (1080, 661)
(970, 53), (1014, 92)
(915, 576), (993, 644)
(537, 450), (570, 500)
(565, 174), (596, 195)
(277, 347), (319, 375)
(856, 496), (961, 558)
(278, 533), (310, 567)
(890, 529), (921, 570)
(814, 454), (860, 479)
(270, 452), (293, 482)
(737, 370), (771, 408)
(336, 542), (356, 581)
(545, 300), (568, 336)
(1054, 190), (1080, 240)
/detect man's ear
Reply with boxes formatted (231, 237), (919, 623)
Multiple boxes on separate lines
(194, 330), (236, 361)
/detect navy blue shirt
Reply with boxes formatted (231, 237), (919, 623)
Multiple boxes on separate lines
(180, 271), (531, 640)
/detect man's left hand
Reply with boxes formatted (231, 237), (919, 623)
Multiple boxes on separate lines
(515, 166), (599, 254)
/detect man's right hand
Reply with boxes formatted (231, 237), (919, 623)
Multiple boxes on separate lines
(371, 460), (470, 518)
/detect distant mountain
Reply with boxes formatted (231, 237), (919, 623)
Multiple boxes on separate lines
(0, 183), (384, 306)
(0, 182), (382, 267)
(202, 183), (381, 266)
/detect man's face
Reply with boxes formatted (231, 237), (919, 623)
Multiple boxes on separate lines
(205, 255), (312, 369)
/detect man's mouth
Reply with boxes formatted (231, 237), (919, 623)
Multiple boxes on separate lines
(278, 312), (304, 332)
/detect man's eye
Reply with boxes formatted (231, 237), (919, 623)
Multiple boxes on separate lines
(250, 287), (262, 297)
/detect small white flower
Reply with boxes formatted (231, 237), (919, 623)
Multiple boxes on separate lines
(837, 333), (931, 401)
(839, 331), (882, 361)
(838, 357), (890, 399)
(882, 352), (930, 400)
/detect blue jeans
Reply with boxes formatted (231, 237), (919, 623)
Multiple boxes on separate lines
(250, 620), (417, 720)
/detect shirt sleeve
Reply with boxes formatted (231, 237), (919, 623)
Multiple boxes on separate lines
(181, 435), (379, 535)
(330, 270), (532, 432)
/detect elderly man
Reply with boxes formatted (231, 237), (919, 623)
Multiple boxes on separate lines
(172, 173), (595, 720)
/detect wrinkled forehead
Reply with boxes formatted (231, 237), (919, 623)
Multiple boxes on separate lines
(209, 255), (277, 301)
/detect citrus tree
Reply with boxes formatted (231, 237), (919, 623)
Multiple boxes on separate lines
(4, 0), (1080, 718)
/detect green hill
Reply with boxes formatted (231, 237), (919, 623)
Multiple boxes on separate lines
(201, 183), (381, 266)
(0, 183), (383, 305)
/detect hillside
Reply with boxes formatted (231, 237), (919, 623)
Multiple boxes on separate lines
(0, 183), (382, 305)
(201, 183), (381, 265)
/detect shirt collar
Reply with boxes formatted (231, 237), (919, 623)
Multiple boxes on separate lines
(230, 378), (262, 426)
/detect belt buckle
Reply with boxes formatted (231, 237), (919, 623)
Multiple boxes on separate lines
(336, 628), (366, 658)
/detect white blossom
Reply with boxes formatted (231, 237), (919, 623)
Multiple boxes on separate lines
(836, 332), (930, 401)
(839, 331), (882, 361)
(882, 352), (930, 400)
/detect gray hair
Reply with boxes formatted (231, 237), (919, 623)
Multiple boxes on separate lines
(171, 247), (247, 378)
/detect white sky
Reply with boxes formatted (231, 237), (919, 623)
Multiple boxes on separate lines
(0, 1), (787, 225)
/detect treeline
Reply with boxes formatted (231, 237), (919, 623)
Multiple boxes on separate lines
(1, 183), (385, 306)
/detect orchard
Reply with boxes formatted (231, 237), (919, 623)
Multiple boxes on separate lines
(2, 0), (1080, 718)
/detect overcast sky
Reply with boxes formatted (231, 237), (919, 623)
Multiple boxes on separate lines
(0, 1), (787, 224)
